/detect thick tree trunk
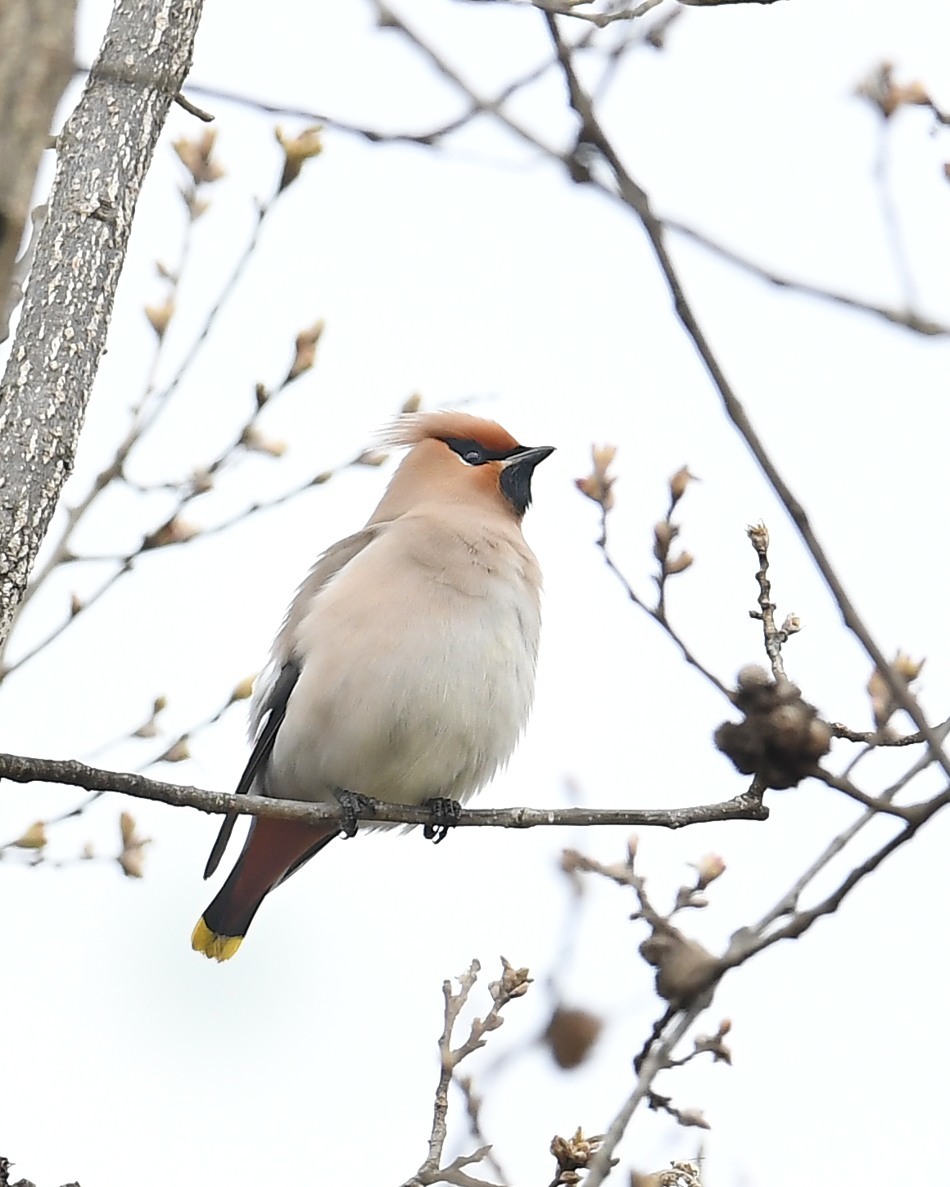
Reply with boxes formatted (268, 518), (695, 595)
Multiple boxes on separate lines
(0, 0), (205, 649)
(0, 0), (75, 343)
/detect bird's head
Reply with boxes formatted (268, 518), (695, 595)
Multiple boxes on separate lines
(376, 411), (554, 521)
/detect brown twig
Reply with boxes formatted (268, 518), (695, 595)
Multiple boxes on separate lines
(599, 507), (731, 699)
(829, 722), (931, 746)
(540, 9), (950, 787)
(570, 755), (950, 1180)
(456, 1077), (511, 1187)
(370, 1), (560, 157)
(663, 216), (950, 338)
(584, 1004), (703, 1186)
(530, 0), (666, 26)
(809, 766), (915, 820)
(745, 522), (799, 682)
(400, 959), (530, 1187)
(724, 785), (950, 965)
(173, 90), (213, 122)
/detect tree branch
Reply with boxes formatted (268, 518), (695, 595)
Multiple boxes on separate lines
(585, 1002), (707, 1186)
(663, 215), (950, 338)
(0, 751), (769, 830)
(540, 10), (950, 784)
(400, 959), (528, 1187)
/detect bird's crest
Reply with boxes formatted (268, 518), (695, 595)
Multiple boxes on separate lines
(381, 410), (521, 454)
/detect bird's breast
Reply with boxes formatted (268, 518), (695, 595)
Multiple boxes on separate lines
(268, 534), (541, 809)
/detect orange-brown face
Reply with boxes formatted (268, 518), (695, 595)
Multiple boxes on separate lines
(380, 412), (554, 520)
(403, 413), (553, 515)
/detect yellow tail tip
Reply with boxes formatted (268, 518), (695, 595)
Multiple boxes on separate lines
(191, 917), (243, 962)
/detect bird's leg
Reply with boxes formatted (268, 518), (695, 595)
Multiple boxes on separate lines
(333, 789), (378, 838)
(422, 796), (463, 844)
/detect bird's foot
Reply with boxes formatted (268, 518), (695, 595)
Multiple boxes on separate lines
(334, 789), (377, 838)
(423, 797), (463, 844)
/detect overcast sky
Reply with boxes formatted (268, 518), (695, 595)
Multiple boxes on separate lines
(4, 2), (950, 1185)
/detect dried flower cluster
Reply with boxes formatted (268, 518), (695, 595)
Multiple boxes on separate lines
(550, 1127), (613, 1185)
(632, 1160), (703, 1187)
(714, 665), (831, 789)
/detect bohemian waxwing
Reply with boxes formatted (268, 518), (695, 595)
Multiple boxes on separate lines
(192, 410), (553, 960)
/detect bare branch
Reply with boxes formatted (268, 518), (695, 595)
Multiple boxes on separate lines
(530, 0), (666, 26)
(401, 959), (529, 1187)
(585, 1004), (704, 1186)
(677, 0), (786, 5)
(0, 751), (769, 830)
(599, 506), (730, 700)
(663, 216), (950, 338)
(456, 1077), (511, 1187)
(725, 786), (950, 966)
(829, 722), (933, 746)
(746, 522), (798, 682)
(369, 0), (559, 157)
(539, 10), (950, 784)
(89, 34), (560, 154)
(173, 90), (214, 122)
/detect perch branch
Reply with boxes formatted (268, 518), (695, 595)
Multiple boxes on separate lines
(0, 751), (769, 830)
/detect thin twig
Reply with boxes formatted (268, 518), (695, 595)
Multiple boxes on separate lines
(600, 508), (731, 699)
(724, 783), (950, 964)
(829, 722), (931, 746)
(369, 1), (560, 158)
(663, 216), (949, 337)
(746, 522), (797, 682)
(540, 9), (950, 786)
(401, 959), (528, 1187)
(584, 1004), (704, 1186)
(809, 766), (914, 820)
(173, 90), (214, 122)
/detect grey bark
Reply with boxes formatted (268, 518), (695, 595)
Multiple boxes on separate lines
(0, 0), (205, 650)
(0, 0), (75, 342)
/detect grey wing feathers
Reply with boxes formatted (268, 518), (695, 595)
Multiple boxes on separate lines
(202, 526), (385, 881)
(269, 526), (384, 660)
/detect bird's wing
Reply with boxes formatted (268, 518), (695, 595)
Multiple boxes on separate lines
(203, 659), (300, 879)
(268, 525), (387, 661)
(202, 525), (386, 880)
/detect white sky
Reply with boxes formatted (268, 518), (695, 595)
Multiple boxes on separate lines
(3, 1), (950, 1185)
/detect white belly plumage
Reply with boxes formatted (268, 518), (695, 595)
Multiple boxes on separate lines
(263, 532), (540, 809)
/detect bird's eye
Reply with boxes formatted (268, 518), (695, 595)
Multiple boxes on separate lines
(443, 437), (488, 466)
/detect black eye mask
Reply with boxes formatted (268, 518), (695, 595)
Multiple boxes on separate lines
(441, 436), (521, 466)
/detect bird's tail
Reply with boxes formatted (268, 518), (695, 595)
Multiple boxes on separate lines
(192, 816), (337, 961)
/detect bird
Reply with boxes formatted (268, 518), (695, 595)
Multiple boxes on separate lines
(191, 410), (553, 960)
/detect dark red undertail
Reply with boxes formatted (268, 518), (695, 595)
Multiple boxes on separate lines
(192, 817), (337, 961)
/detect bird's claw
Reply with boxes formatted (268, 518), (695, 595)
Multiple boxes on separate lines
(423, 796), (463, 843)
(334, 789), (377, 838)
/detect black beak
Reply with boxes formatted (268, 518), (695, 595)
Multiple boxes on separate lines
(500, 445), (555, 516)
